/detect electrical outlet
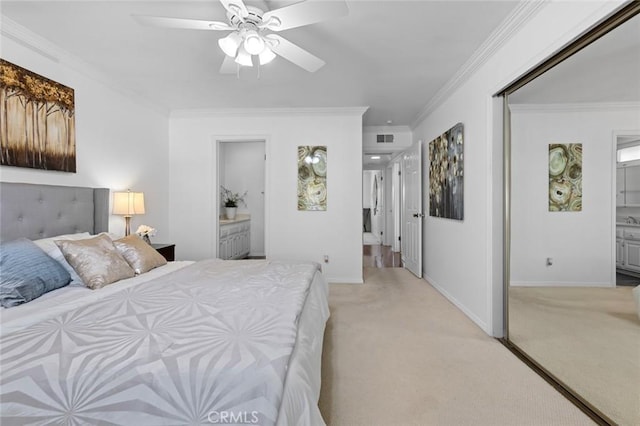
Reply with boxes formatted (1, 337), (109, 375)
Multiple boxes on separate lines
(324, 255), (329, 263)
(546, 257), (553, 266)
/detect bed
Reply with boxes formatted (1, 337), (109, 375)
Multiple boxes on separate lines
(0, 182), (329, 425)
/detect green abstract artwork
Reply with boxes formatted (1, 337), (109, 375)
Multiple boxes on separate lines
(298, 146), (327, 211)
(549, 143), (582, 212)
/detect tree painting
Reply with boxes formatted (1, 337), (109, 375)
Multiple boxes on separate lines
(0, 59), (76, 172)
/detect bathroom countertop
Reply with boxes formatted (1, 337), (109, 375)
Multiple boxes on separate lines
(220, 214), (250, 225)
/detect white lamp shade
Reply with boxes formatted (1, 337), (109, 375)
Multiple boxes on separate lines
(243, 30), (265, 55)
(218, 32), (242, 57)
(259, 46), (276, 65)
(235, 46), (253, 67)
(113, 191), (145, 216)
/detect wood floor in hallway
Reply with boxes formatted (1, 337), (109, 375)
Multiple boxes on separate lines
(363, 244), (402, 268)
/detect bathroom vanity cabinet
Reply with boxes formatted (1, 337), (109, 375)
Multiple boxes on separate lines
(219, 217), (250, 260)
(617, 225), (640, 274)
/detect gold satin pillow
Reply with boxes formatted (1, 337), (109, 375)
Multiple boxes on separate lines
(113, 235), (167, 275)
(55, 234), (135, 290)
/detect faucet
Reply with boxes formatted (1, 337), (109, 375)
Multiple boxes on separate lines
(627, 216), (638, 224)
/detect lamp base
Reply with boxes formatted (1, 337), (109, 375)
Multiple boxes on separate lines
(124, 216), (132, 236)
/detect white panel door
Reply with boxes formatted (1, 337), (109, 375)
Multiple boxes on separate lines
(402, 142), (423, 278)
(391, 162), (401, 251)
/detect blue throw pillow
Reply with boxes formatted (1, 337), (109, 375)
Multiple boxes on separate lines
(0, 238), (71, 308)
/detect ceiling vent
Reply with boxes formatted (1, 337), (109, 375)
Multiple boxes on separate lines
(376, 134), (394, 143)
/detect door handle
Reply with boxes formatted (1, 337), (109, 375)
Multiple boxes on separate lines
(412, 213), (425, 218)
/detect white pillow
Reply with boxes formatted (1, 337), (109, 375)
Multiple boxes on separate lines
(33, 232), (92, 286)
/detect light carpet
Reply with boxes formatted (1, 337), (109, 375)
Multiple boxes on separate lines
(510, 286), (640, 426)
(319, 267), (594, 425)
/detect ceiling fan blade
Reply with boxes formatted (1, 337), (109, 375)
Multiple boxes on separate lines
(132, 15), (232, 31)
(266, 34), (325, 73)
(263, 0), (348, 32)
(219, 0), (249, 18)
(219, 55), (238, 74)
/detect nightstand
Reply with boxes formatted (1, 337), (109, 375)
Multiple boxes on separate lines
(151, 243), (175, 261)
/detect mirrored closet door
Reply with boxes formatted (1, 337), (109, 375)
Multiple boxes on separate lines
(503, 3), (640, 425)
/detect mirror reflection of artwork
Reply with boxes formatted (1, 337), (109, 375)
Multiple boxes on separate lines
(428, 122), (464, 220)
(0, 59), (76, 172)
(298, 146), (327, 211)
(548, 143), (582, 211)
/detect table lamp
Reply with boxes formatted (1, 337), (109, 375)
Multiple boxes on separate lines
(113, 190), (145, 236)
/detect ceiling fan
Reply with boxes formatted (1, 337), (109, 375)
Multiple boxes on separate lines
(133, 0), (348, 73)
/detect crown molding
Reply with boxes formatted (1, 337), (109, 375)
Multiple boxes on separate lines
(1, 17), (62, 63)
(170, 106), (369, 119)
(410, 0), (548, 129)
(363, 125), (412, 133)
(509, 101), (640, 113)
(1, 16), (169, 117)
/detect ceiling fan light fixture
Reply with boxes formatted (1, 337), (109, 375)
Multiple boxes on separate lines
(218, 32), (242, 57)
(243, 30), (265, 55)
(258, 47), (276, 65)
(136, 0), (344, 74)
(235, 46), (253, 67)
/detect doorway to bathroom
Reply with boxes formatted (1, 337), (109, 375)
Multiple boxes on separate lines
(217, 139), (266, 259)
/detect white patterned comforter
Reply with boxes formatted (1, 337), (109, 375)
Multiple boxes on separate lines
(0, 259), (329, 425)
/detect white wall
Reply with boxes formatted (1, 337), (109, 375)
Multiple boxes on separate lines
(619, 206), (640, 221)
(362, 171), (373, 209)
(169, 108), (365, 283)
(0, 29), (170, 239)
(411, 0), (625, 335)
(221, 141), (266, 256)
(510, 104), (640, 286)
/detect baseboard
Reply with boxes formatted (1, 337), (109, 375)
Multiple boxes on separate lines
(511, 281), (613, 287)
(424, 273), (489, 334)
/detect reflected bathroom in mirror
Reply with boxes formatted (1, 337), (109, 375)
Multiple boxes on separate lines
(505, 4), (640, 425)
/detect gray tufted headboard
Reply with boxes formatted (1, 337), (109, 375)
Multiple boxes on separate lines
(0, 182), (109, 242)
